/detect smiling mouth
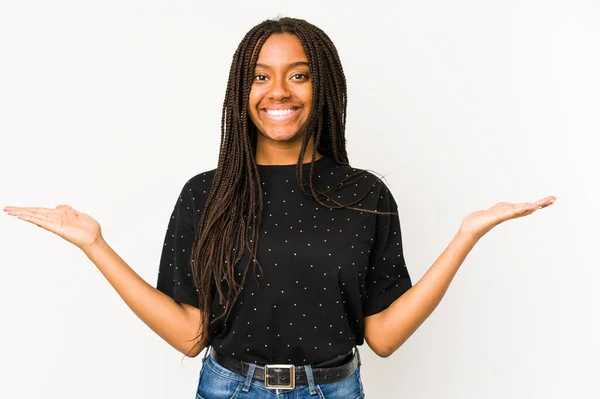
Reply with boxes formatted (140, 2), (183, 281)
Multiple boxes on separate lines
(262, 107), (301, 122)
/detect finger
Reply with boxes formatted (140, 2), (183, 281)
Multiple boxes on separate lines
(6, 208), (47, 220)
(11, 208), (65, 229)
(534, 196), (556, 206)
(516, 202), (540, 213)
(4, 206), (53, 216)
(500, 203), (542, 221)
(15, 212), (59, 233)
(540, 196), (556, 208)
(517, 199), (555, 216)
(515, 197), (556, 211)
(12, 209), (50, 223)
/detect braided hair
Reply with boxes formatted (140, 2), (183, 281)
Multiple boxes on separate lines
(188, 17), (379, 354)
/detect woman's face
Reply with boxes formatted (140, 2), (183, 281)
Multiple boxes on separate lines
(248, 33), (313, 144)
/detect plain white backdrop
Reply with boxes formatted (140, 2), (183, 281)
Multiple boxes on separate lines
(1, 0), (598, 398)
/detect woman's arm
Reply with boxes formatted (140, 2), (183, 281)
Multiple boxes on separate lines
(83, 237), (207, 357)
(364, 231), (475, 357)
(364, 196), (556, 357)
(3, 204), (207, 357)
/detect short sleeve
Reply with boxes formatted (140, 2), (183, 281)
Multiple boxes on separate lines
(156, 180), (199, 308)
(362, 184), (412, 316)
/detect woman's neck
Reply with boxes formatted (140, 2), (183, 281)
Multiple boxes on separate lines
(255, 137), (322, 165)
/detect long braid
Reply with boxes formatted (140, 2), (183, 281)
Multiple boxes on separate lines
(187, 17), (391, 356)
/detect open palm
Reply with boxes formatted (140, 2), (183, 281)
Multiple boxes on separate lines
(459, 195), (556, 239)
(3, 205), (102, 250)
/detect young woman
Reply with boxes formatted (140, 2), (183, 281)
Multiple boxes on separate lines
(3, 17), (555, 398)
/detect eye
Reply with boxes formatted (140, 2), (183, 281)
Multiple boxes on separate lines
(292, 73), (309, 80)
(254, 74), (268, 81)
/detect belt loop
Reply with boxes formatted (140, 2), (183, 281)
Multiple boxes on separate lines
(354, 345), (361, 366)
(201, 345), (210, 362)
(242, 362), (257, 392)
(304, 364), (317, 395)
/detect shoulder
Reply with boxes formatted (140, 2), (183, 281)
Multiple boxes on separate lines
(170, 168), (217, 215)
(317, 159), (397, 210)
(182, 167), (218, 193)
(325, 161), (393, 194)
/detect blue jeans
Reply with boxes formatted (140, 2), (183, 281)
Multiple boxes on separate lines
(196, 348), (365, 398)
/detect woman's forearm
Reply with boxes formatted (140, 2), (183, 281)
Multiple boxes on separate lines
(365, 231), (478, 357)
(82, 237), (207, 357)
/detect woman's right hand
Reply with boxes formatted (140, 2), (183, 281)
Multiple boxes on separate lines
(3, 204), (103, 250)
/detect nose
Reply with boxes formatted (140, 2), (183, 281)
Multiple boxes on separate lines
(267, 77), (291, 101)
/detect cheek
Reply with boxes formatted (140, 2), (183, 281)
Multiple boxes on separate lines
(248, 90), (257, 109)
(302, 86), (313, 112)
(248, 90), (260, 120)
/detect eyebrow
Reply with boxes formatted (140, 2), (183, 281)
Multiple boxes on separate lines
(255, 61), (310, 69)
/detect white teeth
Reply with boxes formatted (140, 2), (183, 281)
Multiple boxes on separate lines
(266, 109), (295, 116)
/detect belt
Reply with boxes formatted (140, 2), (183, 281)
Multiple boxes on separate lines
(209, 346), (359, 390)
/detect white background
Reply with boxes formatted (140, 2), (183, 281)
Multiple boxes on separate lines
(1, 1), (598, 398)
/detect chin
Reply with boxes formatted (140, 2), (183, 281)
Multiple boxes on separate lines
(260, 127), (304, 142)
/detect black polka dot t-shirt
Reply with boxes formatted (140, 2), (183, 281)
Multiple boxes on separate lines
(156, 155), (412, 365)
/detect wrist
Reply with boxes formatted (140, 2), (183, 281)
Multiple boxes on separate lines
(455, 228), (481, 247)
(81, 235), (108, 256)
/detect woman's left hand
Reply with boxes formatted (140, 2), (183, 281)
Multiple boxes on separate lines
(459, 195), (556, 240)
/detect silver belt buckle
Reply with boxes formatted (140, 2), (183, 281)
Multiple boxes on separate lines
(264, 364), (295, 389)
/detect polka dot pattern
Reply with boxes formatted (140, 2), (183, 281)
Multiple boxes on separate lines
(156, 156), (412, 365)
